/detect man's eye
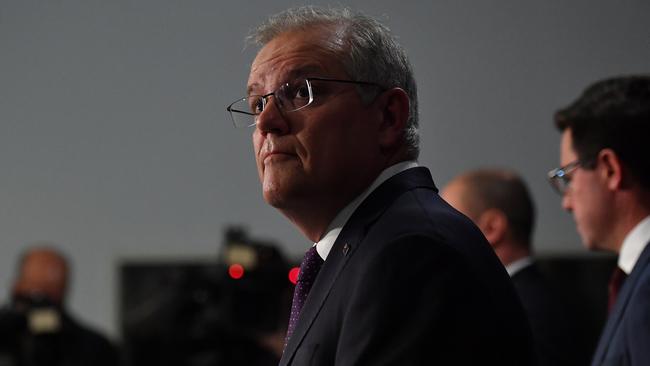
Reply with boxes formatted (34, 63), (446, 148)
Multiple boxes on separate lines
(292, 84), (310, 99)
(562, 174), (572, 185)
(248, 97), (264, 114)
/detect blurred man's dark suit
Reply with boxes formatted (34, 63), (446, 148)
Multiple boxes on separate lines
(511, 262), (576, 366)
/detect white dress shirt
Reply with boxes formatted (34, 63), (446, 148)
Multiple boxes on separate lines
(618, 215), (650, 275)
(505, 256), (534, 277)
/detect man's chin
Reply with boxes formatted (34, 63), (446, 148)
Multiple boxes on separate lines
(262, 187), (292, 209)
(581, 235), (612, 253)
(263, 192), (283, 208)
(582, 239), (598, 251)
(578, 230), (595, 250)
(261, 174), (303, 209)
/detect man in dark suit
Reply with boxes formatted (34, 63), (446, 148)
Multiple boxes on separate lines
(227, 6), (533, 365)
(442, 169), (576, 366)
(548, 75), (650, 366)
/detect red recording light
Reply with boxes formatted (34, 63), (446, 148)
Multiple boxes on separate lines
(228, 264), (244, 279)
(288, 267), (300, 284)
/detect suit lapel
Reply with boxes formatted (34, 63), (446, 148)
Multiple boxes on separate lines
(592, 242), (650, 364)
(279, 167), (437, 365)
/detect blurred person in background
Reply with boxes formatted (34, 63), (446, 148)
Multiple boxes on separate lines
(0, 246), (119, 366)
(442, 169), (577, 366)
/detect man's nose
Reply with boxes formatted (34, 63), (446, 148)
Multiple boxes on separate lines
(256, 96), (289, 136)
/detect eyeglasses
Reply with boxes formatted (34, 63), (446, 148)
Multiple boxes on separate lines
(547, 160), (581, 195)
(226, 77), (382, 128)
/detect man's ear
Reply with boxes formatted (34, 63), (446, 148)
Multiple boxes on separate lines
(376, 87), (410, 149)
(597, 148), (624, 191)
(476, 209), (507, 247)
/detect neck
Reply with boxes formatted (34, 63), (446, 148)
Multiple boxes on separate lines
(607, 189), (650, 253)
(280, 203), (342, 242)
(279, 172), (379, 242)
(281, 154), (410, 242)
(494, 241), (531, 267)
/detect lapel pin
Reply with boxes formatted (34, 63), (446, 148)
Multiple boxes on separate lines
(342, 243), (350, 256)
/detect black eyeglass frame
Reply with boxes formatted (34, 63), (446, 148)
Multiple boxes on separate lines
(547, 160), (582, 195)
(226, 77), (383, 128)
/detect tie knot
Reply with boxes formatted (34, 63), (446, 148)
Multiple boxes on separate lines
(610, 267), (627, 288)
(298, 246), (324, 283)
(608, 266), (627, 312)
(284, 246), (325, 348)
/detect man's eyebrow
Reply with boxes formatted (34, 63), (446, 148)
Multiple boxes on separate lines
(247, 82), (261, 95)
(246, 65), (325, 95)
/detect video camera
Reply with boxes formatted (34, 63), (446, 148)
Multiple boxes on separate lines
(120, 226), (296, 366)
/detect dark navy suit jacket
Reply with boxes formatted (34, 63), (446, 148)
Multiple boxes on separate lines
(591, 243), (650, 366)
(512, 263), (576, 366)
(280, 167), (534, 365)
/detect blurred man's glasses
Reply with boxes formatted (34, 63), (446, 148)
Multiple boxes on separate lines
(547, 160), (581, 195)
(226, 77), (381, 128)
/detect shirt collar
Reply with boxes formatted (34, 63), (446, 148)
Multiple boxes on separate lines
(315, 161), (419, 260)
(618, 215), (650, 274)
(505, 256), (533, 277)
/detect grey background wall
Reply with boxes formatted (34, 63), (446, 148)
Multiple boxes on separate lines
(1, 0), (648, 339)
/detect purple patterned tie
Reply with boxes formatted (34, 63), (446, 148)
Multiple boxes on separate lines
(285, 246), (324, 347)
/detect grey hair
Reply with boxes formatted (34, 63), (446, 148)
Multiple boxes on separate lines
(248, 6), (420, 160)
